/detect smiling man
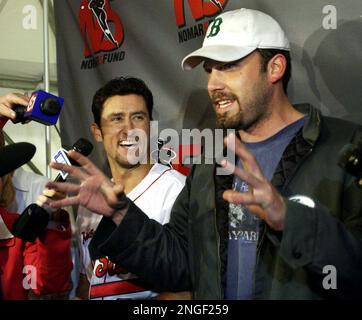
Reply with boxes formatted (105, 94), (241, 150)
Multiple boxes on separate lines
(75, 77), (186, 300)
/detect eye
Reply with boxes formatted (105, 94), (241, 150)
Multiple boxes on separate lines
(111, 115), (122, 122)
(132, 114), (146, 121)
(203, 63), (212, 74)
(203, 60), (240, 73)
(217, 61), (239, 71)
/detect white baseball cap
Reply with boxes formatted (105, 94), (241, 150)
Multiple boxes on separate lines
(181, 8), (290, 70)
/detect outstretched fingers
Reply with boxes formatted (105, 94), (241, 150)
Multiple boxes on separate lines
(46, 181), (81, 195)
(67, 150), (106, 177)
(49, 161), (89, 181)
(48, 196), (82, 209)
(221, 157), (264, 190)
(224, 133), (265, 181)
(100, 182), (128, 209)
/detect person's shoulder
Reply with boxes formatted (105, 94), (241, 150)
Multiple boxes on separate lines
(12, 168), (48, 189)
(167, 167), (187, 183)
(322, 115), (362, 136)
(151, 163), (186, 185)
(317, 115), (362, 149)
(322, 114), (361, 128)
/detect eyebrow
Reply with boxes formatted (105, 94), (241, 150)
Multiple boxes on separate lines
(105, 110), (148, 119)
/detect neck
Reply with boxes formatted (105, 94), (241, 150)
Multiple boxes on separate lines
(238, 92), (304, 143)
(110, 162), (153, 194)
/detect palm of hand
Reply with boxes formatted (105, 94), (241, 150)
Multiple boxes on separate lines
(78, 175), (122, 216)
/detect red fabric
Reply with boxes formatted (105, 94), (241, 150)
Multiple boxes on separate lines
(89, 279), (148, 299)
(0, 208), (73, 300)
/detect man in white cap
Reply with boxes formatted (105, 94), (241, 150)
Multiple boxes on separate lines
(45, 8), (362, 299)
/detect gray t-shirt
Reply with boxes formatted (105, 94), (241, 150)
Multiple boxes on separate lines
(226, 117), (305, 299)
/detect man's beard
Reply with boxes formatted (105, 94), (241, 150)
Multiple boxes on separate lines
(214, 81), (272, 131)
(113, 143), (149, 169)
(216, 111), (243, 130)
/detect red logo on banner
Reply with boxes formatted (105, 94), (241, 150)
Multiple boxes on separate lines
(174, 0), (228, 27)
(174, 0), (228, 43)
(79, 0), (124, 58)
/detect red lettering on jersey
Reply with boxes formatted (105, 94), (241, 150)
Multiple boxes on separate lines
(95, 257), (127, 278)
(81, 229), (95, 244)
(107, 260), (127, 276)
(94, 257), (108, 277)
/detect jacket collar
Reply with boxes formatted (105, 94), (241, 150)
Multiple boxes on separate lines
(294, 103), (322, 147)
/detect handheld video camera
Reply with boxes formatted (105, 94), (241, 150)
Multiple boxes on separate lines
(338, 141), (362, 188)
(12, 90), (64, 125)
(11, 138), (94, 242)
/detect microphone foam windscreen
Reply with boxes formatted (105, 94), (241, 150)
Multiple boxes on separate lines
(72, 138), (93, 156)
(0, 142), (36, 177)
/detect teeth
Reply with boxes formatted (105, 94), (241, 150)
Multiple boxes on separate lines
(119, 140), (137, 146)
(218, 100), (233, 109)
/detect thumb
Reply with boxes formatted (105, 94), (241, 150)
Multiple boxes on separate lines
(113, 183), (126, 200)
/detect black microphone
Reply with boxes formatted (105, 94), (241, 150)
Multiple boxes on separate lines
(11, 138), (93, 242)
(53, 138), (93, 182)
(0, 142), (36, 177)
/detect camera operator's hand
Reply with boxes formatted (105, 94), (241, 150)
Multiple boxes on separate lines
(36, 188), (70, 231)
(0, 93), (29, 120)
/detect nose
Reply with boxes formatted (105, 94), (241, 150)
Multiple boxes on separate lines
(207, 68), (225, 93)
(117, 117), (135, 137)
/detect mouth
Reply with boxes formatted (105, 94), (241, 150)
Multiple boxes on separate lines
(214, 98), (235, 112)
(118, 139), (138, 148)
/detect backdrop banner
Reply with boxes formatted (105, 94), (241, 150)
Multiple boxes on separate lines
(54, 0), (362, 172)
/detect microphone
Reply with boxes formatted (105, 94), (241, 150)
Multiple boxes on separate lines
(11, 90), (64, 126)
(11, 138), (93, 242)
(53, 138), (93, 182)
(0, 142), (36, 177)
(338, 141), (362, 188)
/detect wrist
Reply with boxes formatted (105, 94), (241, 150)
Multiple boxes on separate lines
(110, 199), (130, 226)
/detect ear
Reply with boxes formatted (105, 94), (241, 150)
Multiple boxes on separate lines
(90, 123), (103, 142)
(268, 54), (287, 85)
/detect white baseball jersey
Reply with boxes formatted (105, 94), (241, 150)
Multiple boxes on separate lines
(77, 163), (186, 300)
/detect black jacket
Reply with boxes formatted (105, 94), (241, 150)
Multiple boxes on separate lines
(90, 104), (362, 299)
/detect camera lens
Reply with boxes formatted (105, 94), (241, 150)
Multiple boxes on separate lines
(40, 98), (60, 115)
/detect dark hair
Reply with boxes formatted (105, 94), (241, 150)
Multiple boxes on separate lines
(257, 49), (291, 93)
(92, 76), (154, 126)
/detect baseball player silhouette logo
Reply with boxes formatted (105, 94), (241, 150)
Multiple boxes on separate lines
(89, 0), (118, 47)
(79, 0), (124, 57)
